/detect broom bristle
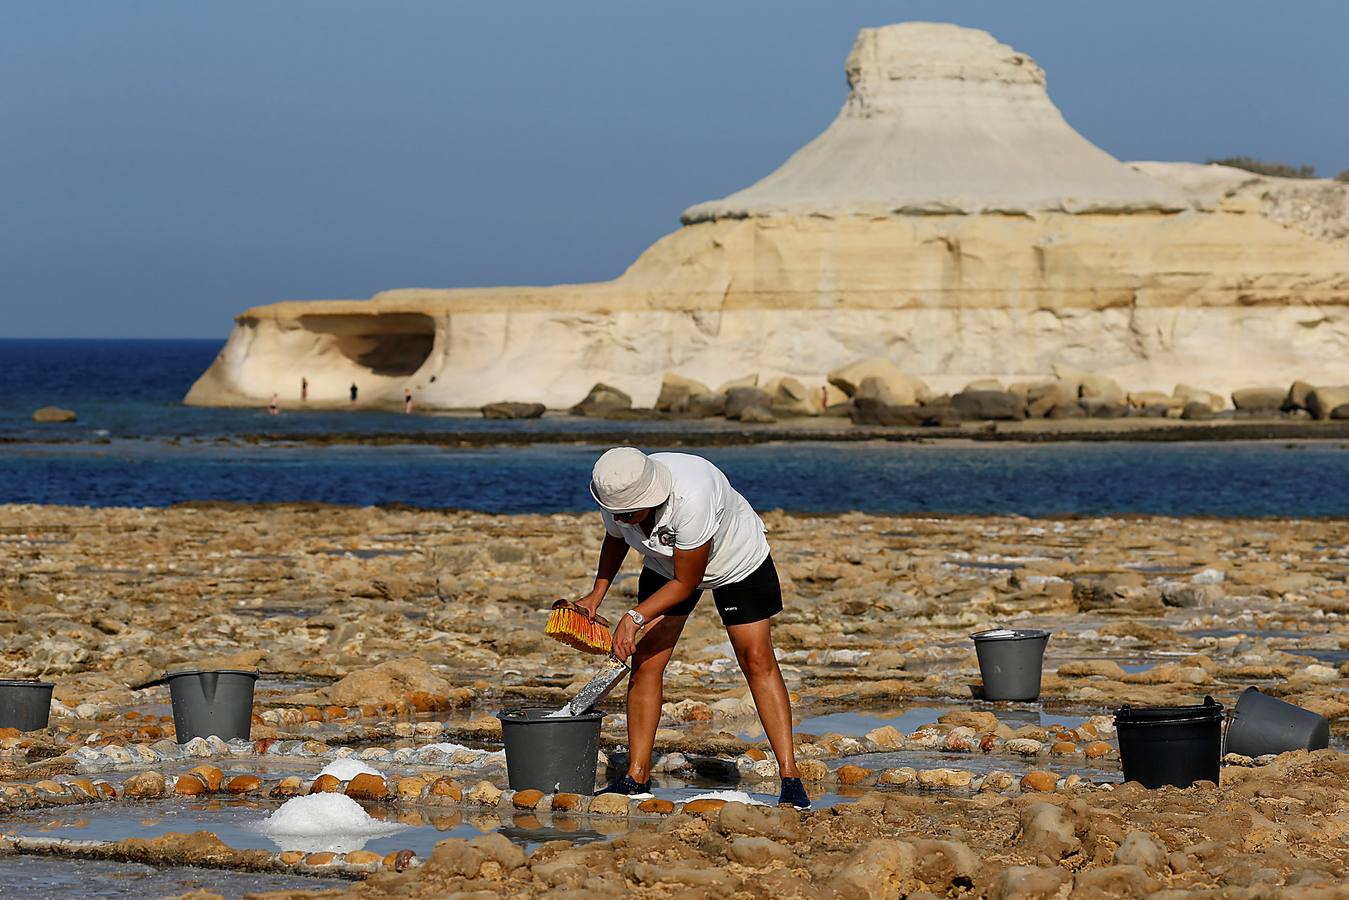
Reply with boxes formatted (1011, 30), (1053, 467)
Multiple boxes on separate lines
(545, 601), (612, 654)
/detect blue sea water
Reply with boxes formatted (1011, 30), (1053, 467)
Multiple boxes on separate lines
(2, 339), (1348, 515)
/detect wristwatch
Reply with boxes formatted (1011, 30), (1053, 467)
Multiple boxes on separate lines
(625, 609), (647, 628)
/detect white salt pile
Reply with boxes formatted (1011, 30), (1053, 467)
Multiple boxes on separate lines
(543, 706), (575, 718)
(257, 793), (407, 854)
(315, 757), (384, 782)
(977, 629), (1017, 638)
(683, 790), (766, 806)
(416, 742), (475, 755)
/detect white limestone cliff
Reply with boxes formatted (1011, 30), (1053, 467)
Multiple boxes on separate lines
(186, 23), (1349, 410)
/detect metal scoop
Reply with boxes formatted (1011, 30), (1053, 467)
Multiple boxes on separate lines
(559, 655), (630, 716)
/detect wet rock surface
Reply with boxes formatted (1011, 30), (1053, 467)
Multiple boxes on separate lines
(2, 504), (1348, 894)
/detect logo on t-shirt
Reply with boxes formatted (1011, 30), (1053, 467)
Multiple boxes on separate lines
(654, 526), (676, 547)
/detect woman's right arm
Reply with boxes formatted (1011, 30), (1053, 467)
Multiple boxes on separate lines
(577, 533), (629, 616)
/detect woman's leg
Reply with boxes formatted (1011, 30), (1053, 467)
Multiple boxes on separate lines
(726, 618), (799, 777)
(625, 613), (689, 782)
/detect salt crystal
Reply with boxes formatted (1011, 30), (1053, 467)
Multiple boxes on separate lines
(683, 790), (766, 806)
(315, 757), (384, 782)
(256, 793), (407, 854)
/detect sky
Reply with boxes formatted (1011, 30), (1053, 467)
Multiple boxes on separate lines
(2, 1), (1347, 338)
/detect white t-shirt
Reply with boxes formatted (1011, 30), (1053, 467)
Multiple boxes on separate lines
(600, 452), (769, 590)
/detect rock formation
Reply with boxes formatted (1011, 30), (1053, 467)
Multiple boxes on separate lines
(186, 22), (1349, 410)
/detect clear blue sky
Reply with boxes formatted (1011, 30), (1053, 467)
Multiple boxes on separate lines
(3, 1), (1346, 338)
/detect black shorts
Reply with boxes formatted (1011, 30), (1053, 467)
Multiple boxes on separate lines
(638, 555), (782, 627)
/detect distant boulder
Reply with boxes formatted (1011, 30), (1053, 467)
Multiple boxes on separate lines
(827, 358), (931, 405)
(1082, 398), (1128, 418)
(724, 387), (774, 420)
(481, 402), (545, 420)
(569, 383), (632, 417)
(1308, 386), (1349, 420)
(1026, 381), (1076, 417)
(1127, 391), (1177, 410)
(1181, 401), (1215, 420)
(852, 397), (957, 427)
(682, 392), (726, 419)
(1173, 384), (1226, 412)
(714, 374), (758, 395)
(655, 373), (712, 414)
(765, 376), (822, 417)
(951, 390), (1026, 421)
(1053, 365), (1124, 404)
(1047, 402), (1086, 419)
(1231, 386), (1285, 412)
(1284, 380), (1316, 412)
(32, 406), (76, 423)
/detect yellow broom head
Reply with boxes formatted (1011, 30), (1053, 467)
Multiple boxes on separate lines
(545, 600), (613, 654)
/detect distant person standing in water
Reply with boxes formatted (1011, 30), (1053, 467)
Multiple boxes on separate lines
(301, 377), (308, 402)
(349, 383), (358, 406)
(267, 394), (279, 415)
(403, 388), (413, 414)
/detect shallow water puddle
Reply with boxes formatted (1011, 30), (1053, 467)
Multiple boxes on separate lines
(0, 797), (651, 859)
(0, 856), (346, 900)
(834, 748), (1122, 782)
(796, 705), (1093, 737)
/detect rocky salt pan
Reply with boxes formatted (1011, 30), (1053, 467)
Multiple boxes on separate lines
(2, 502), (1347, 895)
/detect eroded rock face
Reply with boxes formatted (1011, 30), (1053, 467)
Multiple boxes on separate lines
(186, 23), (1349, 411)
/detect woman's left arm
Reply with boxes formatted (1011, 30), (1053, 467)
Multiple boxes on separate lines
(609, 541), (710, 660)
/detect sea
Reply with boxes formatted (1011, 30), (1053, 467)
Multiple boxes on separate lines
(2, 339), (1347, 516)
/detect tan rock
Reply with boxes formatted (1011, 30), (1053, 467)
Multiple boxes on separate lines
(1309, 385), (1349, 419)
(550, 791), (582, 811)
(917, 768), (973, 789)
(588, 792), (631, 816)
(1084, 741), (1112, 759)
(464, 780), (502, 806)
(837, 764), (873, 785)
(189, 765), (223, 792)
(511, 788), (544, 810)
(637, 798), (675, 815)
(1020, 770), (1059, 792)
(344, 773), (388, 801)
(683, 798), (727, 816)
(796, 758), (830, 782)
(309, 774), (341, 794)
(428, 777), (462, 801)
(123, 771), (167, 799)
(224, 775), (262, 794)
(174, 774), (209, 796)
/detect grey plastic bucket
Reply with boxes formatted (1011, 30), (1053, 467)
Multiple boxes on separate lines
(972, 628), (1050, 701)
(497, 707), (604, 794)
(1225, 687), (1330, 757)
(166, 669), (258, 743)
(0, 679), (54, 732)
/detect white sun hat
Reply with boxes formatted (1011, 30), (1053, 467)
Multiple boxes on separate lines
(589, 447), (672, 513)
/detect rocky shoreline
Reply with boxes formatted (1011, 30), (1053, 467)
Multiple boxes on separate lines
(10, 416), (1349, 450)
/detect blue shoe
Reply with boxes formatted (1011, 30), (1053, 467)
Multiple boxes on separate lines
(595, 774), (653, 798)
(777, 777), (811, 810)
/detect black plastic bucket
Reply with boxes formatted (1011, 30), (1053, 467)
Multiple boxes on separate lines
(0, 679), (55, 732)
(497, 707), (604, 794)
(1225, 687), (1330, 758)
(971, 628), (1050, 701)
(1115, 696), (1224, 788)
(166, 669), (258, 742)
